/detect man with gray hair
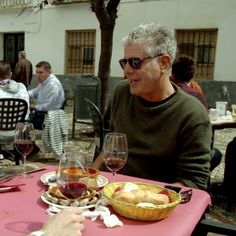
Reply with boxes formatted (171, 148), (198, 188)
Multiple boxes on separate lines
(12, 51), (33, 88)
(94, 23), (211, 190)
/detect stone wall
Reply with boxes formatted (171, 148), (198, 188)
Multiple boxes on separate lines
(28, 75), (236, 110)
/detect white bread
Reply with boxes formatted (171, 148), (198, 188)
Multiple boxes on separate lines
(113, 185), (169, 205)
(79, 177), (98, 188)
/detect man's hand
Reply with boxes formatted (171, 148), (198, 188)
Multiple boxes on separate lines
(30, 104), (36, 112)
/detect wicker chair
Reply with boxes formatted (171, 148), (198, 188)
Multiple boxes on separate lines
(0, 98), (28, 165)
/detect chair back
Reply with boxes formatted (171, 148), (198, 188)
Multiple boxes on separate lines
(0, 98), (28, 131)
(84, 97), (104, 152)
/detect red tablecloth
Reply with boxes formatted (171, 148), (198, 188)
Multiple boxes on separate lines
(0, 165), (211, 236)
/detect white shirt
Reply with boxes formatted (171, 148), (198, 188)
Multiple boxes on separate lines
(0, 79), (29, 139)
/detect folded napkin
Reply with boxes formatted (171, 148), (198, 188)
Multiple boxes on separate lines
(83, 206), (123, 228)
(47, 205), (123, 228)
(0, 178), (25, 188)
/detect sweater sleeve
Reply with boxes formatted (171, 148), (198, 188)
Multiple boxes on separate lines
(175, 110), (212, 190)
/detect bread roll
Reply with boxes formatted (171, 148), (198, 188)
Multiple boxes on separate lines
(79, 177), (98, 188)
(113, 188), (169, 205)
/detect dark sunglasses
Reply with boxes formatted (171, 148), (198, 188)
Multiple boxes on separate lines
(119, 54), (163, 70)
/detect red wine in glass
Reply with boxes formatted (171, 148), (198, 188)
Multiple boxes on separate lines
(102, 132), (128, 182)
(59, 182), (87, 200)
(15, 141), (34, 156)
(14, 122), (35, 177)
(57, 153), (89, 206)
(104, 156), (127, 172)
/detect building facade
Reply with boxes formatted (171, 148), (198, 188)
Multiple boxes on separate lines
(0, 0), (235, 82)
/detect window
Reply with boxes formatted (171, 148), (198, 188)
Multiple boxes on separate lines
(65, 30), (96, 74)
(175, 29), (218, 80)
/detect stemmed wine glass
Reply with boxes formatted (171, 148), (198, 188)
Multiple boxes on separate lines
(14, 122), (35, 177)
(102, 132), (128, 182)
(57, 153), (89, 207)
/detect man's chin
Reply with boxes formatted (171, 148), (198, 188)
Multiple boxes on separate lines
(130, 87), (140, 96)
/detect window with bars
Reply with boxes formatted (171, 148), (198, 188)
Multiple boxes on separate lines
(175, 29), (218, 80)
(65, 30), (96, 74)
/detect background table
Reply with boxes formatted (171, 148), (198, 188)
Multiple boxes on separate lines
(211, 116), (236, 148)
(0, 165), (211, 236)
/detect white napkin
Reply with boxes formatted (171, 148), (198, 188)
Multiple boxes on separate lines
(83, 206), (123, 228)
(47, 204), (123, 228)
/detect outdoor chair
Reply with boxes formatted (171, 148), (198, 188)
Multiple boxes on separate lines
(71, 76), (101, 139)
(0, 98), (28, 165)
(84, 97), (108, 161)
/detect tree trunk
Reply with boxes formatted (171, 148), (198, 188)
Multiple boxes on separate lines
(98, 24), (114, 114)
(93, 0), (120, 114)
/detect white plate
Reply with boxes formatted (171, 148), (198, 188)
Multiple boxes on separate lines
(0, 186), (17, 193)
(41, 194), (95, 209)
(40, 171), (109, 188)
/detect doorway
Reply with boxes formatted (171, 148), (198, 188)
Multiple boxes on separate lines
(4, 33), (24, 71)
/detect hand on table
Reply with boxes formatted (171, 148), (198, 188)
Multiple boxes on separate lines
(31, 208), (85, 236)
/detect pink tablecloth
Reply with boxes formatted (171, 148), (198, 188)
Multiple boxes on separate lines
(0, 165), (211, 236)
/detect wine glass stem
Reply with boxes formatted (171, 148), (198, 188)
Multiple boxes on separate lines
(112, 171), (116, 182)
(22, 155), (27, 177)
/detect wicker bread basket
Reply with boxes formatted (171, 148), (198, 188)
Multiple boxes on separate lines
(102, 182), (181, 221)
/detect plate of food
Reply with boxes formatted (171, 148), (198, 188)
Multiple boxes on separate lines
(41, 185), (101, 209)
(40, 170), (108, 189)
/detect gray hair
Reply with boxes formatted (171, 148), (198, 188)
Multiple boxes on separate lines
(19, 51), (26, 58)
(122, 23), (177, 65)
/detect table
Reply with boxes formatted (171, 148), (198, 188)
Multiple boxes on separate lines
(0, 165), (211, 236)
(211, 116), (236, 148)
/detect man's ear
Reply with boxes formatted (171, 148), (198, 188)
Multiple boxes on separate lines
(160, 54), (171, 70)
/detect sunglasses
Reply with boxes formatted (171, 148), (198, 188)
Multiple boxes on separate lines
(119, 54), (163, 70)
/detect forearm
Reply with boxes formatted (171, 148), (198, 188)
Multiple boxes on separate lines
(92, 153), (104, 169)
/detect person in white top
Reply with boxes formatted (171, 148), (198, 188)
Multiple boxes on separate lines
(0, 61), (29, 139)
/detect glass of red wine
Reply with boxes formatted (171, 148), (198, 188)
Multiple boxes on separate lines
(103, 132), (128, 182)
(14, 122), (35, 177)
(56, 153), (89, 207)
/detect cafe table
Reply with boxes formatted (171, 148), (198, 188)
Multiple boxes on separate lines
(211, 114), (236, 148)
(0, 165), (211, 236)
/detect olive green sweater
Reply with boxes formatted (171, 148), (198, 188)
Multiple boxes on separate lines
(110, 80), (211, 189)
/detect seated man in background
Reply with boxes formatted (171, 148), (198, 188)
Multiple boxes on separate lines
(94, 23), (212, 190)
(170, 55), (208, 108)
(171, 55), (222, 172)
(0, 61), (29, 161)
(28, 61), (65, 130)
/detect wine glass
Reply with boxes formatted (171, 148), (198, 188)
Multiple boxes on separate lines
(14, 122), (35, 177)
(102, 132), (128, 182)
(56, 153), (89, 207)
